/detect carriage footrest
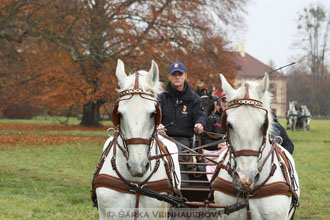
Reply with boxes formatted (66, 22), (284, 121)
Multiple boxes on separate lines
(181, 170), (213, 174)
(180, 162), (213, 166)
(181, 187), (210, 192)
(180, 187), (211, 202)
(181, 180), (210, 184)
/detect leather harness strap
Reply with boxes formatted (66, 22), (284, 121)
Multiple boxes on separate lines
(234, 150), (259, 157)
(211, 177), (292, 199)
(134, 71), (140, 89)
(93, 174), (173, 194)
(276, 147), (291, 172)
(210, 144), (298, 207)
(91, 132), (180, 207)
(125, 138), (151, 145)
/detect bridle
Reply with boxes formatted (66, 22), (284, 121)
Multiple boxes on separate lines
(211, 83), (299, 220)
(220, 84), (270, 167)
(111, 71), (162, 158)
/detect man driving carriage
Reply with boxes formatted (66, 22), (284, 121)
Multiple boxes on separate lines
(157, 61), (206, 185)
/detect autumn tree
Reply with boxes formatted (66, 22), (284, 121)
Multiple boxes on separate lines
(0, 0), (248, 125)
(297, 4), (330, 84)
(290, 3), (330, 116)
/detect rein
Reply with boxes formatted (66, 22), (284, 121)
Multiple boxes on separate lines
(153, 132), (225, 165)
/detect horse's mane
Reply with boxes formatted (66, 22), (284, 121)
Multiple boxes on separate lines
(117, 70), (163, 96)
(228, 81), (274, 134)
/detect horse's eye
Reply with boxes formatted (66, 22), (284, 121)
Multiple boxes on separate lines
(227, 122), (233, 130)
(150, 112), (155, 118)
(118, 113), (122, 118)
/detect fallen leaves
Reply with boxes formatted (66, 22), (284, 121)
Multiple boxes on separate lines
(0, 123), (111, 148)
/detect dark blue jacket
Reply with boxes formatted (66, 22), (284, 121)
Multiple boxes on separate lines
(158, 82), (206, 138)
(201, 107), (225, 150)
(271, 112), (294, 154)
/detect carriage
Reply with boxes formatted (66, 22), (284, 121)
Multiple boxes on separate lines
(91, 60), (300, 220)
(287, 101), (311, 131)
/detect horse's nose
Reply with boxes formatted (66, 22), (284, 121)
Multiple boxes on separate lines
(233, 171), (257, 192)
(126, 162), (147, 177)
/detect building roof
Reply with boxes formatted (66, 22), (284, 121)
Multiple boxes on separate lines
(234, 52), (286, 79)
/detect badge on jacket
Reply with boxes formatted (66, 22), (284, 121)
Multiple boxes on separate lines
(182, 105), (188, 114)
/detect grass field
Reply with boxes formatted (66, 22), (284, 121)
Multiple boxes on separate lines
(0, 117), (329, 219)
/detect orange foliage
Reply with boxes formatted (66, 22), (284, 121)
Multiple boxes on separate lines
(0, 0), (247, 124)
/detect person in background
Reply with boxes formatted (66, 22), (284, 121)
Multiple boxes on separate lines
(157, 61), (206, 184)
(271, 111), (294, 154)
(211, 94), (220, 113)
(201, 91), (227, 150)
(201, 91), (228, 182)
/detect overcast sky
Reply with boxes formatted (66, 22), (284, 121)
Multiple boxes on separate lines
(243, 0), (330, 71)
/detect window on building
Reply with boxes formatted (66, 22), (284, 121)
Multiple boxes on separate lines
(269, 83), (277, 101)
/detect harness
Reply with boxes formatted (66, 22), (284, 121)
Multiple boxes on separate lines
(91, 72), (182, 219)
(210, 84), (299, 220)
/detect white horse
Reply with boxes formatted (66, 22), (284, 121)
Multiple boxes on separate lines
(287, 101), (298, 131)
(300, 105), (311, 130)
(92, 60), (181, 220)
(211, 73), (300, 220)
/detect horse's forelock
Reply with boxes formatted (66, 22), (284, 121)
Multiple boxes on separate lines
(229, 81), (273, 133)
(117, 70), (163, 95)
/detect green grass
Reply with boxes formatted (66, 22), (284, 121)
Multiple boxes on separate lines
(0, 119), (329, 219)
(0, 143), (101, 220)
(278, 119), (330, 220)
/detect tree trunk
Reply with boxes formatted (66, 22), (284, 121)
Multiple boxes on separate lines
(80, 100), (102, 126)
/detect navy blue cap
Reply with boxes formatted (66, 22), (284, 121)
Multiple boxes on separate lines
(212, 95), (219, 101)
(168, 62), (186, 74)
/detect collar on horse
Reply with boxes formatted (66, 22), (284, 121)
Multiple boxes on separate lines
(91, 130), (182, 206)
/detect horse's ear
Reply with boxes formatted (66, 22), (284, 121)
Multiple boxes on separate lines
(147, 60), (159, 87)
(220, 74), (234, 97)
(116, 59), (128, 89)
(257, 72), (269, 96)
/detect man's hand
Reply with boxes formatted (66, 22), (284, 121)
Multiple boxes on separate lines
(157, 124), (167, 131)
(218, 142), (227, 149)
(194, 123), (204, 134)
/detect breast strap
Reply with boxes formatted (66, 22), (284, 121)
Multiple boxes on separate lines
(211, 177), (292, 199)
(93, 174), (173, 195)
